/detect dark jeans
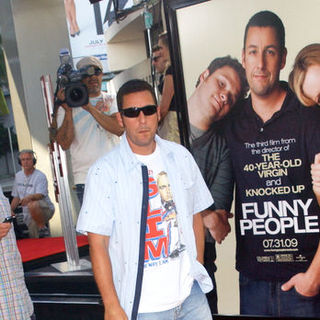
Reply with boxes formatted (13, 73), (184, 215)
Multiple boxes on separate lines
(75, 184), (85, 206)
(204, 242), (218, 315)
(240, 272), (320, 317)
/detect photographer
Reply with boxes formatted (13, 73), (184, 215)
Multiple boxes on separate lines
(56, 56), (123, 206)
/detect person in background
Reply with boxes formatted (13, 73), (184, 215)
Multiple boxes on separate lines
(56, 56), (123, 206)
(11, 150), (55, 238)
(152, 44), (167, 98)
(157, 32), (180, 144)
(290, 44), (320, 209)
(77, 79), (214, 320)
(0, 185), (35, 319)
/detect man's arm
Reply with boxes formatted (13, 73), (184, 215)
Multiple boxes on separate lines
(88, 232), (128, 320)
(193, 212), (205, 264)
(282, 240), (320, 297)
(159, 74), (174, 120)
(20, 193), (44, 206)
(55, 104), (75, 150)
(10, 197), (20, 211)
(82, 104), (123, 136)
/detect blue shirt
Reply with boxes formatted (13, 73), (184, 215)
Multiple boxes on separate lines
(77, 134), (213, 317)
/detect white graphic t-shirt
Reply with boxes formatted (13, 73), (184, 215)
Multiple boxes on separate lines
(136, 145), (193, 313)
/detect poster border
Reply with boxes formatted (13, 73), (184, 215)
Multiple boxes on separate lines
(163, 0), (209, 149)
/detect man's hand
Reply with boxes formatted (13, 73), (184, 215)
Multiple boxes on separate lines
(57, 88), (66, 103)
(311, 153), (320, 202)
(104, 305), (128, 320)
(20, 195), (33, 207)
(57, 88), (72, 112)
(281, 272), (320, 297)
(0, 222), (11, 240)
(202, 209), (233, 244)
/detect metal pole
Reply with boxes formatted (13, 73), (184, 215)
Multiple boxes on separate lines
(7, 127), (16, 174)
(40, 75), (90, 272)
(143, 4), (157, 97)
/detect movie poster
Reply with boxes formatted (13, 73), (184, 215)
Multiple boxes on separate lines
(166, 0), (320, 314)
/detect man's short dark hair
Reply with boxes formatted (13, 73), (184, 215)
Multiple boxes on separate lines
(117, 79), (157, 110)
(196, 56), (248, 100)
(158, 32), (168, 48)
(152, 45), (161, 53)
(243, 11), (285, 54)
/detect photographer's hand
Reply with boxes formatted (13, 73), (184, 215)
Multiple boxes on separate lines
(57, 89), (73, 112)
(55, 88), (75, 150)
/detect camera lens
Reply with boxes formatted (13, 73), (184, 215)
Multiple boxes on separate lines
(70, 88), (84, 101)
(65, 84), (89, 107)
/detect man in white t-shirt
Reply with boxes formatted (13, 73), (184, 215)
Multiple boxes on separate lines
(56, 56), (123, 205)
(77, 79), (214, 320)
(11, 150), (55, 238)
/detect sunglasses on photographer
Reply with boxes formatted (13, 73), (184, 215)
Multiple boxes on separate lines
(81, 66), (103, 78)
(121, 105), (157, 118)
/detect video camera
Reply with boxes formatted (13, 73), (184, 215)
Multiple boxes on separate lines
(56, 48), (89, 108)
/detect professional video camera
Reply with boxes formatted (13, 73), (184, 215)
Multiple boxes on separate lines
(56, 48), (89, 108)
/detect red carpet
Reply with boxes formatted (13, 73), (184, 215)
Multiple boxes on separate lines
(17, 236), (89, 263)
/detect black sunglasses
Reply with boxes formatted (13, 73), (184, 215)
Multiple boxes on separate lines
(81, 66), (102, 78)
(121, 105), (157, 118)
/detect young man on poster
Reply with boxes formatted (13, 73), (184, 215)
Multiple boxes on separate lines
(188, 56), (248, 141)
(187, 56), (248, 314)
(77, 79), (213, 320)
(224, 10), (320, 317)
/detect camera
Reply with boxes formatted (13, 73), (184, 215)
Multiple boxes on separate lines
(13, 206), (24, 225)
(56, 48), (89, 108)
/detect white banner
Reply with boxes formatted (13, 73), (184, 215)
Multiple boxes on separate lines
(64, 0), (134, 72)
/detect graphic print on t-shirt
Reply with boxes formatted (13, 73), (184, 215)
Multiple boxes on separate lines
(89, 94), (112, 113)
(145, 170), (185, 268)
(137, 146), (193, 313)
